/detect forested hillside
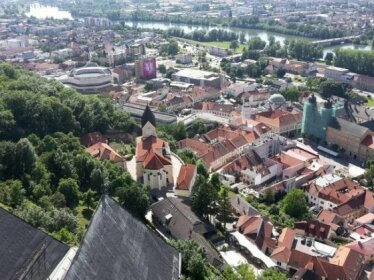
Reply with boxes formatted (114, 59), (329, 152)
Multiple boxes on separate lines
(0, 63), (148, 245)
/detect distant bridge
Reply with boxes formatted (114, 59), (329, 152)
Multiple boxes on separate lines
(312, 36), (359, 47)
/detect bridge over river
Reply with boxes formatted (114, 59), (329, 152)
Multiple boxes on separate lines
(312, 36), (359, 47)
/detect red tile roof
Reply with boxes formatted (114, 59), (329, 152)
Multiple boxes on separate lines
(176, 164), (196, 191)
(143, 149), (171, 170)
(80, 132), (107, 147)
(294, 220), (331, 240)
(254, 109), (302, 129)
(85, 142), (123, 163)
(136, 136), (168, 162)
(346, 238), (374, 257)
(361, 135), (374, 149)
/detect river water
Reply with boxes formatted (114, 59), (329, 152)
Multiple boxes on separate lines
(126, 20), (372, 58)
(24, 5), (372, 58)
(26, 4), (73, 20)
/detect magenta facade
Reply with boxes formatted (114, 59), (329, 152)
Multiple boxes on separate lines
(142, 58), (156, 80)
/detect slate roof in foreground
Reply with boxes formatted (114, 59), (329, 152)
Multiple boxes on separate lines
(65, 195), (180, 280)
(0, 208), (69, 280)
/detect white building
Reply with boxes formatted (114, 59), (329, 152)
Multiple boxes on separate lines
(241, 159), (281, 186)
(58, 62), (112, 93)
(174, 164), (197, 197)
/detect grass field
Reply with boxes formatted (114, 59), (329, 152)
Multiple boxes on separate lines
(177, 38), (246, 54)
(367, 99), (374, 107)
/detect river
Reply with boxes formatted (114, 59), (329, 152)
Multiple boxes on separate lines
(126, 20), (372, 58)
(26, 4), (73, 20)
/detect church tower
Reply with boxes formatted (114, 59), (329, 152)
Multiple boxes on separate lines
(141, 105), (156, 138)
(241, 97), (252, 124)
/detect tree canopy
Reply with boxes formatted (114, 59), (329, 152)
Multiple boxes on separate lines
(282, 189), (308, 219)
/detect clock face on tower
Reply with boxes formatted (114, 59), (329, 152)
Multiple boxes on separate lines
(142, 59), (156, 79)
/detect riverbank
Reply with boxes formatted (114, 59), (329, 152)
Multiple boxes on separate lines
(124, 12), (345, 39)
(177, 38), (246, 54)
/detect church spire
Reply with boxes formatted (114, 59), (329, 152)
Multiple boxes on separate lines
(141, 104), (156, 127)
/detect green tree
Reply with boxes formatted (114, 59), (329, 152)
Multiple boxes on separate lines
(247, 37), (266, 50)
(230, 40), (239, 50)
(8, 180), (26, 207)
(288, 39), (322, 61)
(220, 187), (231, 232)
(282, 188), (308, 219)
(171, 240), (210, 279)
(83, 189), (96, 209)
(177, 149), (197, 164)
(258, 268), (287, 280)
(365, 164), (374, 191)
(325, 52), (334, 65)
(168, 40), (179, 56)
(15, 138), (37, 176)
(191, 175), (219, 219)
(197, 160), (208, 178)
(57, 178), (80, 209)
(281, 88), (300, 102)
(158, 64), (167, 74)
(116, 182), (150, 219)
(263, 187), (275, 204)
(159, 104), (167, 112)
(90, 167), (106, 192)
(237, 264), (256, 280)
(319, 80), (345, 99)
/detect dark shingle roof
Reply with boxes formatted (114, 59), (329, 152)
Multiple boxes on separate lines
(65, 195), (180, 280)
(141, 104), (156, 127)
(328, 117), (368, 138)
(151, 197), (223, 267)
(0, 208), (69, 280)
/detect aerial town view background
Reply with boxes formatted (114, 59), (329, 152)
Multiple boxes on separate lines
(0, 0), (374, 279)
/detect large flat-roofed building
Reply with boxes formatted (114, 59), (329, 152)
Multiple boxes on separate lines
(326, 118), (374, 161)
(58, 62), (112, 93)
(123, 103), (177, 124)
(172, 69), (223, 89)
(324, 66), (355, 84)
(135, 57), (156, 80)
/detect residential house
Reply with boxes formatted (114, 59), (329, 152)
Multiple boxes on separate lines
(193, 102), (235, 117)
(253, 109), (302, 137)
(235, 215), (276, 255)
(271, 228), (296, 270)
(317, 210), (347, 236)
(353, 74), (374, 93)
(151, 197), (223, 267)
(346, 238), (374, 263)
(294, 220), (332, 240)
(80, 131), (107, 147)
(174, 164), (197, 197)
(85, 142), (124, 166)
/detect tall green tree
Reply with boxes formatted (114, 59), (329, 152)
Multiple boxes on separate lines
(220, 187), (231, 232)
(319, 80), (345, 99)
(57, 178), (80, 209)
(116, 182), (150, 219)
(282, 188), (308, 219)
(281, 88), (300, 102)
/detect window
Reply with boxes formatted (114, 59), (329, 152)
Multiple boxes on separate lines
(277, 261), (281, 266)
